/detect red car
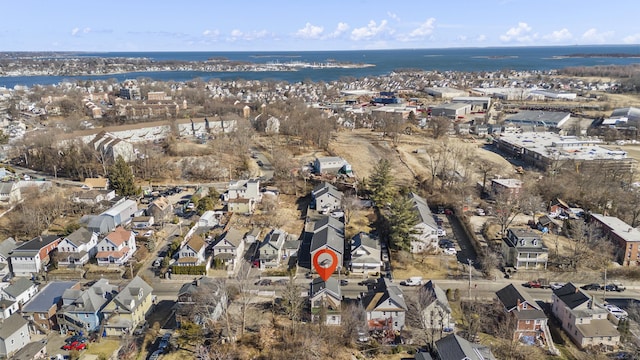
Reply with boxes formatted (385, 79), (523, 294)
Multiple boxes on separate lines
(62, 341), (86, 351)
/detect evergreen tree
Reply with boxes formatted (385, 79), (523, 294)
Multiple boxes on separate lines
(107, 155), (139, 197)
(387, 195), (418, 252)
(369, 159), (394, 206)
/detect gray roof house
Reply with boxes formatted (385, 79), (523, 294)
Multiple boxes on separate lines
(177, 277), (227, 326)
(502, 228), (548, 270)
(258, 229), (287, 269)
(309, 277), (342, 325)
(311, 182), (343, 212)
(435, 333), (496, 360)
(9, 235), (61, 277)
(212, 227), (246, 274)
(0, 313), (30, 357)
(21, 281), (79, 333)
(310, 216), (345, 271)
(57, 279), (119, 333)
(313, 156), (349, 174)
(0, 278), (38, 320)
(420, 280), (455, 332)
(56, 227), (99, 267)
(362, 278), (407, 331)
(11, 340), (47, 360)
(101, 276), (154, 336)
(409, 193), (439, 253)
(349, 232), (381, 274)
(0, 237), (17, 279)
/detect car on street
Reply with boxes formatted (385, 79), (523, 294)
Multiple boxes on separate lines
(330, 211), (345, 218)
(62, 341), (86, 351)
(581, 283), (601, 291)
(65, 335), (86, 344)
(274, 279), (288, 286)
(438, 239), (454, 248)
(400, 277), (423, 286)
(340, 279), (349, 286)
(358, 279), (377, 286)
(255, 279), (272, 286)
(602, 283), (625, 292)
(550, 282), (565, 290)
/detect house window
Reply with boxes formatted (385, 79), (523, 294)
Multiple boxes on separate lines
(382, 312), (386, 316)
(522, 303), (527, 309)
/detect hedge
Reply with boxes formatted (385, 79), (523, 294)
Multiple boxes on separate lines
(171, 265), (207, 275)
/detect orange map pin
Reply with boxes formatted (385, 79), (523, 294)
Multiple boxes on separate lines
(312, 248), (338, 281)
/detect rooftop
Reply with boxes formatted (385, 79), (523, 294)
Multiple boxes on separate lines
(591, 213), (640, 243)
(22, 281), (78, 313)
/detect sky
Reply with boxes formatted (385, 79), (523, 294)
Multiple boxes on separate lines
(2, 0), (640, 52)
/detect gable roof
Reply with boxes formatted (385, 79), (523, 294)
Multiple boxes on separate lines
(84, 177), (109, 189)
(11, 235), (61, 254)
(351, 232), (380, 252)
(312, 182), (343, 201)
(149, 196), (171, 211)
(260, 229), (286, 252)
(185, 235), (206, 253)
(217, 227), (244, 248)
(61, 278), (118, 314)
(422, 280), (451, 313)
(2, 278), (36, 299)
(106, 276), (152, 313)
(0, 313), (28, 340)
(310, 276), (342, 300)
(310, 226), (344, 254)
(436, 334), (496, 360)
(313, 216), (345, 235)
(553, 282), (589, 309)
(64, 227), (96, 246)
(362, 278), (407, 312)
(105, 227), (132, 246)
(496, 284), (542, 311)
(0, 237), (17, 259)
(409, 193), (437, 229)
(178, 277), (224, 300)
(22, 281), (78, 313)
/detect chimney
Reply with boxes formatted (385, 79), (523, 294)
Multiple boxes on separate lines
(517, 298), (521, 311)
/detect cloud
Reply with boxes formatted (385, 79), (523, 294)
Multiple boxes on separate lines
(476, 34), (487, 42)
(408, 18), (436, 39)
(227, 29), (270, 42)
(71, 28), (80, 36)
(203, 29), (220, 38)
(350, 20), (389, 41)
(581, 28), (614, 43)
(71, 27), (91, 36)
(295, 23), (324, 39)
(543, 28), (572, 42)
(387, 12), (400, 22)
(623, 33), (640, 44)
(500, 22), (536, 42)
(327, 22), (349, 38)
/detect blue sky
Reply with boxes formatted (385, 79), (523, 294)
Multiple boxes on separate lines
(2, 0), (639, 51)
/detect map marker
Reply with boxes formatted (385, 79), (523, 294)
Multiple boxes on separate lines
(312, 248), (338, 281)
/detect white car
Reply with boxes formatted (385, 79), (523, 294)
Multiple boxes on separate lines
(550, 282), (565, 290)
(605, 304), (628, 319)
(437, 228), (447, 237)
(475, 208), (485, 216)
(330, 211), (345, 218)
(444, 248), (457, 255)
(143, 230), (154, 237)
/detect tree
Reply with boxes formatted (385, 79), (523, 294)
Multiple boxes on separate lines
(340, 303), (366, 346)
(281, 273), (305, 336)
(108, 155), (139, 197)
(369, 159), (394, 206)
(519, 192), (544, 224)
(429, 116), (450, 139)
(494, 191), (521, 236)
(387, 195), (418, 252)
(177, 320), (204, 349)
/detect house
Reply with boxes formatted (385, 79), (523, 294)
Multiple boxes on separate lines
(311, 182), (343, 212)
(420, 280), (455, 334)
(548, 198), (572, 218)
(10, 340), (47, 360)
(197, 211), (220, 228)
(176, 235), (207, 266)
(244, 228), (261, 244)
(102, 276), (154, 336)
(551, 283), (620, 349)
(502, 228), (548, 270)
(131, 216), (154, 229)
(100, 199), (138, 228)
(95, 227), (137, 266)
(496, 284), (552, 349)
(21, 281), (79, 333)
(0, 238), (17, 280)
(491, 178), (522, 199)
(147, 197), (173, 223)
(226, 179), (261, 214)
(409, 193), (439, 253)
(9, 235), (61, 277)
(176, 277), (227, 325)
(503, 110), (571, 130)
(71, 189), (116, 205)
(434, 334), (496, 360)
(87, 131), (136, 163)
(313, 156), (350, 174)
(537, 215), (562, 234)
(57, 278), (119, 333)
(211, 227), (246, 274)
(0, 278), (38, 320)
(258, 229), (287, 269)
(83, 177), (109, 190)
(310, 216), (345, 272)
(56, 228), (99, 267)
(309, 277), (342, 325)
(0, 182), (21, 204)
(362, 277), (407, 332)
(349, 232), (381, 274)
(590, 214), (640, 266)
(0, 313), (30, 358)
(283, 237), (301, 260)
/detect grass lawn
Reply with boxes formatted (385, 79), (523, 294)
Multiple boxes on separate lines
(391, 253), (451, 280)
(86, 339), (121, 358)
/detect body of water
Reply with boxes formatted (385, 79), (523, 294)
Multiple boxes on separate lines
(2, 45), (640, 88)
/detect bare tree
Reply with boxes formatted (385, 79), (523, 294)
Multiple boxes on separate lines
(340, 302), (366, 346)
(494, 191), (521, 236)
(280, 274), (305, 336)
(429, 116), (451, 139)
(342, 192), (362, 226)
(519, 192), (544, 224)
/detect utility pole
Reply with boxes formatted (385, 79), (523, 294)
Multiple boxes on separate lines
(603, 267), (607, 302)
(467, 259), (473, 298)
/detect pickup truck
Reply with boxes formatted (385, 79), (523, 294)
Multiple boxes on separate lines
(400, 277), (423, 286)
(523, 278), (550, 289)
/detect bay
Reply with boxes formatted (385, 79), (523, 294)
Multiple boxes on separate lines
(2, 45), (640, 88)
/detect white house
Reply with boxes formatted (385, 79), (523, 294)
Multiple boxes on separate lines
(0, 313), (30, 358)
(0, 238), (17, 280)
(176, 235), (207, 266)
(258, 229), (287, 269)
(362, 278), (407, 331)
(225, 179), (261, 214)
(9, 235), (61, 277)
(0, 183), (21, 204)
(309, 277), (342, 325)
(311, 182), (343, 212)
(212, 228), (246, 274)
(56, 228), (99, 267)
(551, 283), (619, 349)
(349, 232), (381, 274)
(313, 156), (349, 174)
(95, 227), (137, 266)
(0, 278), (38, 320)
(420, 280), (455, 333)
(409, 193), (439, 253)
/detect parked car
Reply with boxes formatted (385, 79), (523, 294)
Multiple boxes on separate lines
(443, 248), (457, 255)
(550, 282), (565, 290)
(62, 341), (86, 351)
(330, 211), (345, 218)
(475, 208), (485, 216)
(400, 277), (423, 286)
(605, 304), (628, 319)
(149, 350), (163, 360)
(438, 239), (454, 248)
(340, 279), (349, 286)
(159, 333), (171, 352)
(257, 160), (264, 167)
(523, 279), (550, 289)
(581, 283), (601, 291)
(602, 284), (625, 292)
(65, 335), (86, 344)
(255, 279), (272, 286)
(274, 279), (288, 286)
(358, 279), (377, 286)
(437, 227), (446, 237)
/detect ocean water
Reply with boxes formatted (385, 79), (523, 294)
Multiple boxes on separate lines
(2, 45), (640, 87)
